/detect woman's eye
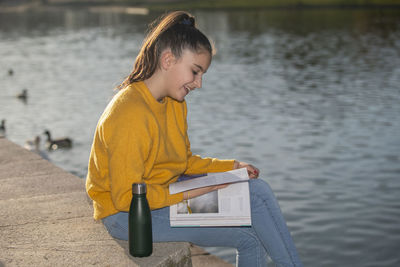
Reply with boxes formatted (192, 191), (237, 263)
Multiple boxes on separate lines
(192, 70), (198, 75)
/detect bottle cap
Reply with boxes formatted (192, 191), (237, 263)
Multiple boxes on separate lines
(132, 183), (147, 194)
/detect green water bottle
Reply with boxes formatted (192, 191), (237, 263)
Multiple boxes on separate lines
(129, 183), (153, 257)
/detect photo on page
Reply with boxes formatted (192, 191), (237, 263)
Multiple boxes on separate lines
(177, 190), (218, 214)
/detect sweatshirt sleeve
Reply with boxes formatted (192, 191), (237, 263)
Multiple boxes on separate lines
(102, 105), (183, 212)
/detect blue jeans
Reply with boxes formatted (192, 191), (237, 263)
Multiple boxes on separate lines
(102, 179), (303, 267)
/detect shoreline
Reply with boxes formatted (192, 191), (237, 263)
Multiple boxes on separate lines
(1, 0), (400, 13)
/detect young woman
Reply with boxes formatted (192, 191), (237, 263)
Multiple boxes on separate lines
(86, 11), (303, 267)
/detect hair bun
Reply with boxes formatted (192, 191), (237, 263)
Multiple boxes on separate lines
(180, 17), (195, 27)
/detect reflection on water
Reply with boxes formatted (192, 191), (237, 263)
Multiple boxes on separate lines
(1, 8), (399, 267)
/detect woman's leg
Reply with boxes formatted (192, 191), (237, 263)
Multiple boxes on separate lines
(248, 179), (303, 267)
(102, 178), (302, 267)
(103, 209), (268, 267)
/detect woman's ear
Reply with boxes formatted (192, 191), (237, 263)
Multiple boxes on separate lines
(160, 50), (176, 71)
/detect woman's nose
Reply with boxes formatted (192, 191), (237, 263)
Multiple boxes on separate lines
(194, 76), (202, 88)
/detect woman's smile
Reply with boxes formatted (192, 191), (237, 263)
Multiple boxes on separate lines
(184, 85), (194, 95)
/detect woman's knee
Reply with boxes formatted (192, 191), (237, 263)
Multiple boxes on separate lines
(248, 178), (281, 213)
(249, 179), (274, 198)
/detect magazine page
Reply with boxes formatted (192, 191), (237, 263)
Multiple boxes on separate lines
(169, 168), (249, 194)
(170, 181), (251, 227)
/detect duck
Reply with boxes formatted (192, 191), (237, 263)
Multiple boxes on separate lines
(0, 119), (5, 138)
(17, 89), (28, 102)
(44, 130), (73, 150)
(24, 135), (49, 160)
(8, 69), (14, 76)
(24, 136), (41, 151)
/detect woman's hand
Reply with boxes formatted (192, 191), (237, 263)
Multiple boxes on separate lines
(234, 161), (260, 179)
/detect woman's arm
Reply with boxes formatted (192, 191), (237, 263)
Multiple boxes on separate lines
(182, 161), (260, 200)
(182, 183), (229, 200)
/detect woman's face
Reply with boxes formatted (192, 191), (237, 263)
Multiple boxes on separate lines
(165, 49), (211, 102)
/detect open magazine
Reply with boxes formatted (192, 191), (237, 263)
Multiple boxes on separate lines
(169, 168), (252, 227)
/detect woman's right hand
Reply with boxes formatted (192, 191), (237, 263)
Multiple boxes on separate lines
(233, 160), (259, 179)
(184, 183), (230, 200)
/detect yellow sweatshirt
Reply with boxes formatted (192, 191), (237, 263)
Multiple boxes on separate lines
(86, 81), (235, 220)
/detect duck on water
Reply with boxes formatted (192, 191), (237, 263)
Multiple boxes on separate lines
(44, 130), (72, 150)
(24, 135), (49, 160)
(17, 89), (28, 101)
(0, 119), (5, 138)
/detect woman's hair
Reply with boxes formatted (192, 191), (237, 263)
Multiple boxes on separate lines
(118, 11), (213, 90)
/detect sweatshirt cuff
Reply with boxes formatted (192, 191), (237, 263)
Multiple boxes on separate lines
(207, 159), (235, 173)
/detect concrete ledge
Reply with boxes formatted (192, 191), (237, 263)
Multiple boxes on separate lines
(0, 138), (191, 267)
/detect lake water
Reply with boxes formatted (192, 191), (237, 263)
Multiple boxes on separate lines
(1, 7), (399, 267)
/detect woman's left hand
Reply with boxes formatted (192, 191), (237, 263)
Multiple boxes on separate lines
(233, 161), (260, 179)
